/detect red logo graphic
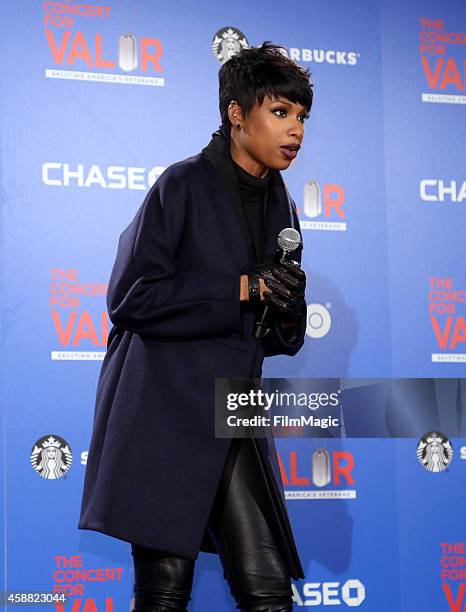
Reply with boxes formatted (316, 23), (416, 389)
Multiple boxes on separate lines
(42, 3), (165, 85)
(50, 268), (108, 357)
(429, 277), (466, 359)
(53, 554), (123, 609)
(299, 181), (347, 232)
(279, 450), (354, 486)
(45, 30), (163, 73)
(279, 448), (356, 499)
(440, 542), (466, 611)
(419, 18), (466, 100)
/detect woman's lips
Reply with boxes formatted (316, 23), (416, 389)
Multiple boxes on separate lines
(280, 147), (298, 160)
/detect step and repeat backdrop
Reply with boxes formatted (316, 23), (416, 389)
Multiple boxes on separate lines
(1, 0), (465, 610)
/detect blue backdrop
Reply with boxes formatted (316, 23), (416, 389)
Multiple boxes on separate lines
(1, 0), (465, 610)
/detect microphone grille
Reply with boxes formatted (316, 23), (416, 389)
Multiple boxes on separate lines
(278, 227), (301, 252)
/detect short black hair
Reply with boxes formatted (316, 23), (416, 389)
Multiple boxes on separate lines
(218, 41), (313, 135)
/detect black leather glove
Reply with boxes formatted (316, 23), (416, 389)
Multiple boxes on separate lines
(256, 259), (306, 324)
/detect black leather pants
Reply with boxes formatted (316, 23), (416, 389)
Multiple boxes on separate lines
(131, 437), (293, 611)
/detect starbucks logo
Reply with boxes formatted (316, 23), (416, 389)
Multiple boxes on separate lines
(417, 431), (453, 473)
(31, 435), (72, 479)
(211, 27), (249, 64)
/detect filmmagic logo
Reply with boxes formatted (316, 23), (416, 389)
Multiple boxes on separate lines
(292, 579), (366, 606)
(42, 163), (166, 190)
(417, 431), (453, 472)
(31, 435), (72, 479)
(299, 180), (347, 232)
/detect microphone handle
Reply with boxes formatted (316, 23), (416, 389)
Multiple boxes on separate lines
(253, 247), (293, 341)
(253, 303), (271, 341)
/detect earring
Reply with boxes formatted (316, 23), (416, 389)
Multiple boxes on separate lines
(236, 123), (240, 128)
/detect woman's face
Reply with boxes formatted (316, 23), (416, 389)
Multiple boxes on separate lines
(230, 94), (309, 178)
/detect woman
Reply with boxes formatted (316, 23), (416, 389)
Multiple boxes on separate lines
(78, 42), (313, 611)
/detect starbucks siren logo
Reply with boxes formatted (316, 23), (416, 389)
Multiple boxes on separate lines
(31, 435), (72, 479)
(417, 431), (453, 472)
(211, 27), (249, 64)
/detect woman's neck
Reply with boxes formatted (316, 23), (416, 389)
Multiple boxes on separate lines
(229, 139), (270, 179)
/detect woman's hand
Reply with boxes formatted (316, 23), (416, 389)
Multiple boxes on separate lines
(257, 260), (306, 324)
(240, 275), (273, 301)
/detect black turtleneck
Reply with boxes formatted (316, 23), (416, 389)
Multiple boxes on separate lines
(232, 159), (270, 262)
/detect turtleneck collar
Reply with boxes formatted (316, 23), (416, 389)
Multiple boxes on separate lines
(204, 125), (272, 198)
(202, 125), (295, 265)
(231, 158), (270, 195)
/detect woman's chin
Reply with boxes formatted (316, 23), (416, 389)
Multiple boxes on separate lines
(272, 158), (292, 171)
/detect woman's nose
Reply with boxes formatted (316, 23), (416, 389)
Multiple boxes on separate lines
(288, 119), (304, 140)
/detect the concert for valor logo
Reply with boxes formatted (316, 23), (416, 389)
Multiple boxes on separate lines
(417, 431), (453, 472)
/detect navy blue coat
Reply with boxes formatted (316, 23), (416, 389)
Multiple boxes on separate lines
(78, 129), (307, 579)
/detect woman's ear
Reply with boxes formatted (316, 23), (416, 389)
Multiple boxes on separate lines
(227, 100), (243, 128)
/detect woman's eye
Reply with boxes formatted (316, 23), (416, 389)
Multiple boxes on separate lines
(272, 108), (309, 123)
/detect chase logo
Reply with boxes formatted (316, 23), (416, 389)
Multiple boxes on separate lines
(292, 579), (366, 606)
(42, 162), (166, 190)
(420, 179), (466, 203)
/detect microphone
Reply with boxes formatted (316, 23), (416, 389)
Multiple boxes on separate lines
(254, 228), (302, 341)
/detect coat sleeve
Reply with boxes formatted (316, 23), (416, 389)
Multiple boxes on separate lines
(106, 163), (242, 338)
(262, 304), (307, 357)
(262, 192), (307, 358)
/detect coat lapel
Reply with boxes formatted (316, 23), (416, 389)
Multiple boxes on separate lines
(263, 171), (295, 259)
(201, 127), (294, 269)
(202, 129), (256, 268)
